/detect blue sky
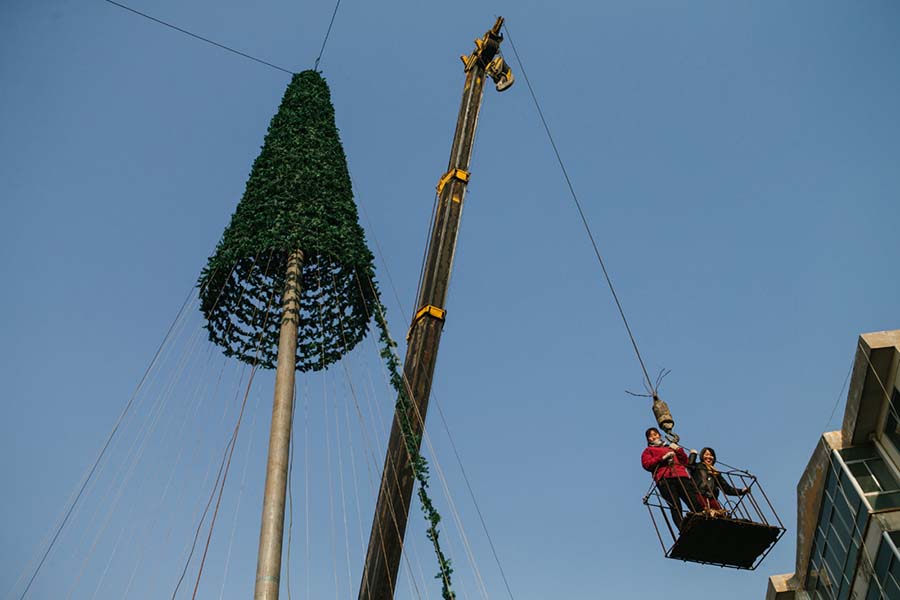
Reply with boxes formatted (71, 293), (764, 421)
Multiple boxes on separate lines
(2, 1), (899, 599)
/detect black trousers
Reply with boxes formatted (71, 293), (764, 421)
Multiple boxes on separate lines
(658, 476), (698, 531)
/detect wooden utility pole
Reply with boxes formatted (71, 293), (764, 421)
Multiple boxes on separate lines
(254, 249), (304, 600)
(358, 18), (513, 600)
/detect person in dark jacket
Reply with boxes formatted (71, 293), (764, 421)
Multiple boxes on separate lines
(689, 447), (748, 513)
(641, 427), (698, 530)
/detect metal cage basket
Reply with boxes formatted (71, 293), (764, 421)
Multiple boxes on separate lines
(643, 467), (785, 569)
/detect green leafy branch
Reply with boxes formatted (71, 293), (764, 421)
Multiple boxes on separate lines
(373, 303), (455, 600)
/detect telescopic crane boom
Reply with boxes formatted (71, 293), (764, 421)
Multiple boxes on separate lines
(358, 17), (513, 600)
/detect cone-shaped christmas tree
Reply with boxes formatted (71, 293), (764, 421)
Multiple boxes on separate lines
(197, 70), (380, 599)
(198, 69), (378, 372)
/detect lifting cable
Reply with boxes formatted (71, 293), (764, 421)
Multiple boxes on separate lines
(502, 24), (655, 395)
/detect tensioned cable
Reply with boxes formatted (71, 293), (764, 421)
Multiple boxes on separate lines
(66, 300), (200, 598)
(122, 345), (217, 599)
(352, 189), (516, 598)
(101, 0), (295, 75)
(433, 400), (514, 600)
(502, 24), (654, 393)
(191, 360), (263, 599)
(359, 278), (479, 599)
(217, 381), (264, 600)
(328, 265), (426, 599)
(173, 253), (273, 598)
(12, 280), (200, 600)
(313, 273), (342, 600)
(825, 358), (854, 430)
(328, 269), (427, 594)
(71, 312), (210, 599)
(330, 372), (356, 592)
(190, 255), (281, 600)
(313, 0), (343, 71)
(286, 384), (298, 600)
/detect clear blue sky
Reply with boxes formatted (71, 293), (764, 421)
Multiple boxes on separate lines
(2, 1), (899, 599)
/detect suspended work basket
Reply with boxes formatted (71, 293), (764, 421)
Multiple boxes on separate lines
(643, 467), (785, 569)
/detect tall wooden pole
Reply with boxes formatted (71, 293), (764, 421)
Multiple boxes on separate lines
(358, 18), (511, 600)
(254, 249), (304, 600)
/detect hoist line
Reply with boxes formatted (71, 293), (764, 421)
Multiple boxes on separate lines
(101, 0), (296, 75)
(313, 0), (343, 71)
(12, 279), (201, 600)
(502, 24), (655, 394)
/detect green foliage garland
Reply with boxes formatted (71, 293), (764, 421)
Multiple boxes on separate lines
(198, 70), (378, 371)
(373, 302), (455, 600)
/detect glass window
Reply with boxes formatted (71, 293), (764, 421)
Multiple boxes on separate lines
(808, 453), (868, 596)
(841, 445), (879, 462)
(885, 576), (900, 599)
(870, 491), (900, 511)
(831, 494), (855, 540)
(866, 532), (900, 600)
(874, 535), (893, 579)
(884, 388), (900, 451)
(840, 444), (900, 511)
(850, 462), (881, 493)
(844, 539), (860, 582)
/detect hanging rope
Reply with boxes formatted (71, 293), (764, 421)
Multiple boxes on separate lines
(101, 0), (296, 74)
(502, 23), (654, 394)
(313, 0), (344, 71)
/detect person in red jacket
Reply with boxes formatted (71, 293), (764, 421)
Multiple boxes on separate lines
(641, 427), (698, 530)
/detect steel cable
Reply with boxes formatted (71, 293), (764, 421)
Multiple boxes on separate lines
(502, 23), (654, 394)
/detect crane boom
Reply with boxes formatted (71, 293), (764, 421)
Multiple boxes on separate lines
(358, 17), (512, 600)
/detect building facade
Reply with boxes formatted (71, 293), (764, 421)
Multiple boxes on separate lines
(768, 330), (900, 600)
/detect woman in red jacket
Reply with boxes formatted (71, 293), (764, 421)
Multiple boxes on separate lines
(641, 427), (698, 530)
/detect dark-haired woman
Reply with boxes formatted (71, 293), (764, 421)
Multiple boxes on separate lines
(690, 447), (748, 513)
(641, 427), (698, 530)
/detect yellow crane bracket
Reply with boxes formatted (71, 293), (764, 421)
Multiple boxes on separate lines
(436, 168), (470, 197)
(460, 17), (505, 72)
(406, 305), (447, 340)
